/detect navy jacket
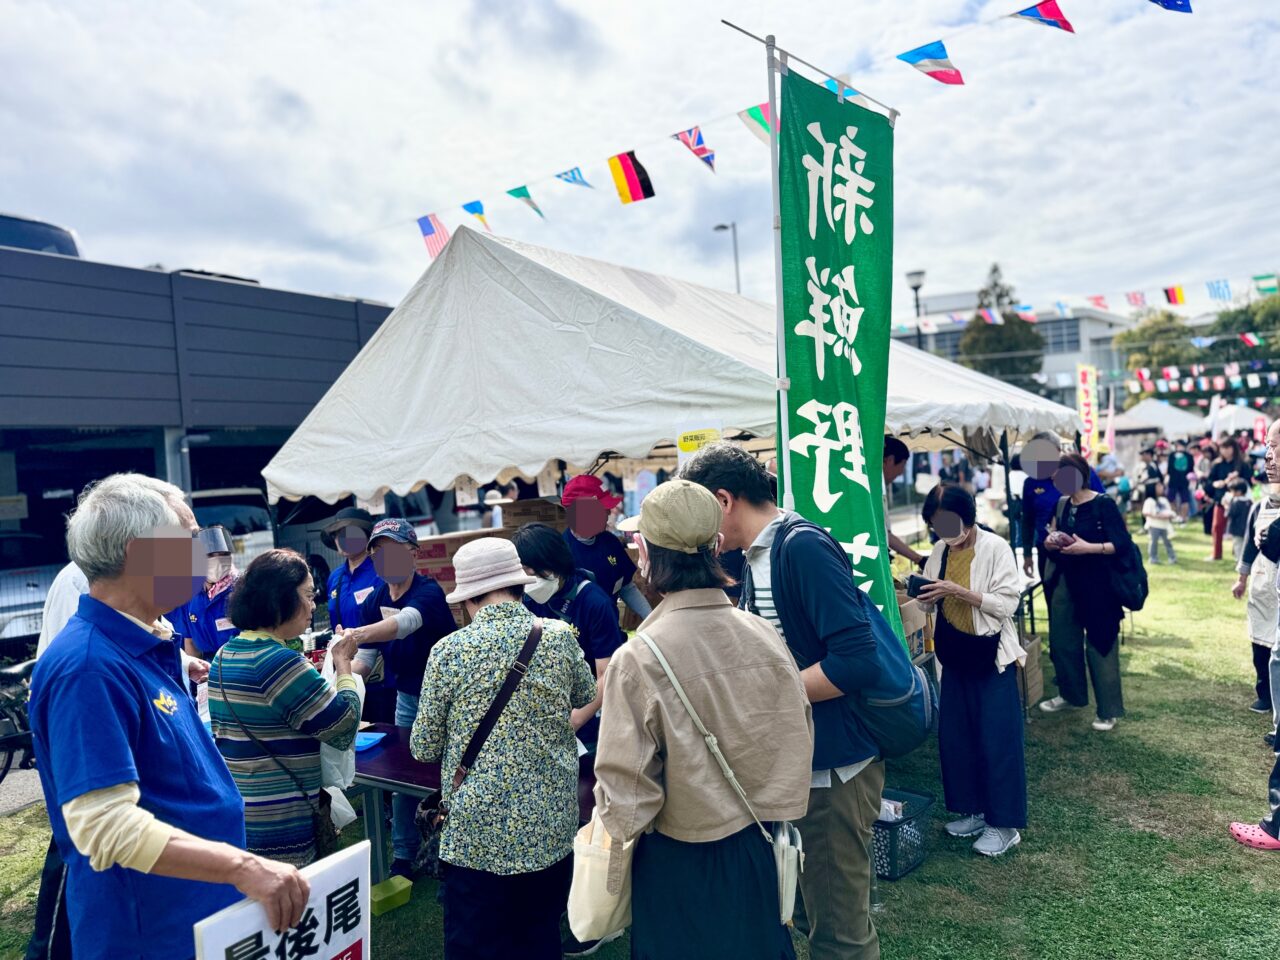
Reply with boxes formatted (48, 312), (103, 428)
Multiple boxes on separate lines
(744, 513), (883, 771)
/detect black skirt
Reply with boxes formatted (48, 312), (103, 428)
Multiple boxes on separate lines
(630, 825), (796, 960)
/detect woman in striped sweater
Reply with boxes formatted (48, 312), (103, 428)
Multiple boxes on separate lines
(210, 549), (361, 866)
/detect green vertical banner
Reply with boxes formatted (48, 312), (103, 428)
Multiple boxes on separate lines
(777, 70), (901, 636)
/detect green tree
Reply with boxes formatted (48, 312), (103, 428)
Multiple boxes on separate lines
(1113, 309), (1203, 371)
(957, 263), (1044, 385)
(1204, 293), (1280, 367)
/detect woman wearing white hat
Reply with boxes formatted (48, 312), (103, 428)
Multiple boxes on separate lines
(411, 537), (596, 960)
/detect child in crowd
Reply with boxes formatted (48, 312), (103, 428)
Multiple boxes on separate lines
(1142, 481), (1177, 565)
(1226, 479), (1254, 564)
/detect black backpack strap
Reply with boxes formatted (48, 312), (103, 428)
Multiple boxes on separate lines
(939, 545), (950, 580)
(450, 618), (544, 792)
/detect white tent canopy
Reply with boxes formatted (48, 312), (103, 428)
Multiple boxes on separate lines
(1205, 403), (1267, 435)
(1112, 398), (1205, 438)
(264, 228), (1081, 503)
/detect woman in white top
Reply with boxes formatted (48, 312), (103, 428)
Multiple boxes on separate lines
(917, 484), (1027, 858)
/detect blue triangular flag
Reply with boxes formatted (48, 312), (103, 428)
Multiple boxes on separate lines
(1148, 0), (1191, 11)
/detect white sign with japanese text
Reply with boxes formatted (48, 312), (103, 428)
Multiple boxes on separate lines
(194, 841), (370, 960)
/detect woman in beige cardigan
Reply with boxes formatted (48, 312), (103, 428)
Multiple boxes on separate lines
(918, 484), (1027, 858)
(593, 480), (813, 960)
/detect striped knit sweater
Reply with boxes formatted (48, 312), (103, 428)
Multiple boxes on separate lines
(209, 632), (360, 866)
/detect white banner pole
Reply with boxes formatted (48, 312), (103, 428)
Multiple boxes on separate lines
(766, 34), (795, 512)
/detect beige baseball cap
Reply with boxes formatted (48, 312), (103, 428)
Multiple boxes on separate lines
(617, 479), (722, 554)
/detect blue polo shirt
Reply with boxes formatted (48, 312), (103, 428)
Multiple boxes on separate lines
(522, 571), (625, 744)
(562, 530), (636, 601)
(174, 585), (237, 656)
(1022, 469), (1106, 549)
(327, 555), (381, 630)
(358, 574), (455, 697)
(30, 596), (245, 960)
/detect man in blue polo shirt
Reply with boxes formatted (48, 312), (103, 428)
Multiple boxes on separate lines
(30, 473), (310, 960)
(323, 508), (391, 720)
(172, 525), (239, 658)
(339, 518), (455, 879)
(324, 508), (380, 632)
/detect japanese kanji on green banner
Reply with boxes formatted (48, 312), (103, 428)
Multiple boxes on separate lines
(776, 70), (900, 635)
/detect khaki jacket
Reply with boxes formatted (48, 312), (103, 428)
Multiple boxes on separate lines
(592, 589), (814, 844)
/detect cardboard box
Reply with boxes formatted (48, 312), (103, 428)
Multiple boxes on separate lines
(501, 498), (567, 532)
(413, 527), (509, 564)
(896, 594), (933, 662)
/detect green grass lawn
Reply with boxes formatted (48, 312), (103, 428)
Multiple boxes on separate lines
(0, 519), (1278, 958)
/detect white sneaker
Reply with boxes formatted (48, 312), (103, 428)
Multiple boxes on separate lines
(973, 827), (1021, 857)
(1038, 696), (1077, 714)
(946, 814), (987, 838)
(1091, 717), (1119, 732)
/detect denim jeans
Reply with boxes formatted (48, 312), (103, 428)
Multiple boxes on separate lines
(394, 691), (421, 861)
(1148, 529), (1176, 564)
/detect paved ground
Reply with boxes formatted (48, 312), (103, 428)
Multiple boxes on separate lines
(0, 769), (42, 817)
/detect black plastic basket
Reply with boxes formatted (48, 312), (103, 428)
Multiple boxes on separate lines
(872, 788), (934, 880)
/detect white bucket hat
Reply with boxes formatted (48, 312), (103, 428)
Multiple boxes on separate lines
(446, 537), (537, 605)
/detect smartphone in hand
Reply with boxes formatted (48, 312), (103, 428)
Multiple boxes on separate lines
(905, 574), (935, 599)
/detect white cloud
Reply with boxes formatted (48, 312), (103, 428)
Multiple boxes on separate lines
(1, 0), (1276, 319)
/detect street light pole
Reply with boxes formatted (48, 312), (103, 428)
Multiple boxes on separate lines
(714, 222), (741, 294)
(906, 269), (926, 350)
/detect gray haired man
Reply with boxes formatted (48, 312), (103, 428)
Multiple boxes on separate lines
(29, 473), (311, 960)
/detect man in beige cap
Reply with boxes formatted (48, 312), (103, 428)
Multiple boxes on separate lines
(411, 537), (596, 960)
(596, 479), (812, 958)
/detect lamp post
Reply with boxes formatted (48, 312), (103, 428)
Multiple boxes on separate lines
(906, 269), (926, 350)
(714, 222), (741, 294)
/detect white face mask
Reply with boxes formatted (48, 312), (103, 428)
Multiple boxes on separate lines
(942, 529), (971, 548)
(524, 576), (560, 604)
(207, 555), (234, 583)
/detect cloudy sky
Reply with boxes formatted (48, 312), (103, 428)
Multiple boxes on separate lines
(3, 0), (1277, 320)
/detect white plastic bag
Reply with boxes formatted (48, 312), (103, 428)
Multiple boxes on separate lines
(324, 786), (358, 831)
(319, 650), (366, 789)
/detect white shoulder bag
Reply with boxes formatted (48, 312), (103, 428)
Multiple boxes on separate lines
(638, 631), (804, 926)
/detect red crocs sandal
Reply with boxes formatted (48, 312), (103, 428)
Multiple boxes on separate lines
(1229, 823), (1280, 850)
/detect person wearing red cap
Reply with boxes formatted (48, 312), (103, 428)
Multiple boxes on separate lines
(561, 475), (652, 622)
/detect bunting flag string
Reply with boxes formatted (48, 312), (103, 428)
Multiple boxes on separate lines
(461, 200), (491, 232)
(980, 308), (1003, 324)
(1087, 295), (1109, 310)
(1164, 285), (1186, 305)
(395, 0), (1198, 250)
(1207, 279), (1231, 301)
(672, 127), (716, 172)
(506, 185), (545, 219)
(1011, 1), (1076, 32)
(1256, 275), (1279, 296)
(1126, 291), (1146, 307)
(897, 40), (965, 85)
(555, 167), (593, 188)
(607, 151), (656, 205)
(737, 102), (777, 145)
(1015, 304), (1038, 322)
(417, 214), (450, 259)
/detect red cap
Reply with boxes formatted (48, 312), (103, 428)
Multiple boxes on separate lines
(561, 474), (622, 510)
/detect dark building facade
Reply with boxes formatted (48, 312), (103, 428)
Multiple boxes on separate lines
(0, 245), (392, 604)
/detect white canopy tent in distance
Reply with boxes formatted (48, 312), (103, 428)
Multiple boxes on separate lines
(263, 228), (1081, 534)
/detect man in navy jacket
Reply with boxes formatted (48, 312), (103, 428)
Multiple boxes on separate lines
(682, 443), (884, 960)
